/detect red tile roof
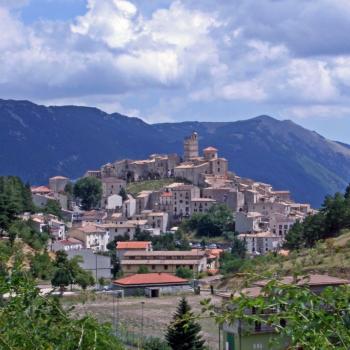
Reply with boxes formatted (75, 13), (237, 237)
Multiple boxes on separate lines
(116, 241), (151, 250)
(203, 146), (218, 152)
(254, 274), (350, 287)
(161, 192), (173, 197)
(59, 238), (83, 245)
(113, 273), (188, 286)
(31, 186), (51, 193)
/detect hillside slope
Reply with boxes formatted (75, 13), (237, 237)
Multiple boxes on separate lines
(1, 99), (350, 207)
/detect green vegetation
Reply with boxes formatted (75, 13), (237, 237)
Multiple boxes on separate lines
(165, 297), (205, 350)
(119, 187), (128, 201)
(143, 337), (171, 350)
(43, 198), (62, 218)
(30, 251), (55, 280)
(133, 225), (191, 251)
(137, 265), (149, 274)
(0, 176), (34, 231)
(126, 178), (179, 197)
(285, 185), (350, 249)
(219, 238), (247, 275)
(74, 177), (102, 210)
(175, 266), (193, 279)
(219, 230), (350, 291)
(181, 204), (235, 237)
(213, 278), (350, 349)
(107, 239), (122, 278)
(51, 250), (95, 291)
(0, 263), (124, 349)
(8, 219), (49, 250)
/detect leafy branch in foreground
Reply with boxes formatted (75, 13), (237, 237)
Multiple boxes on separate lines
(0, 263), (123, 350)
(205, 276), (350, 350)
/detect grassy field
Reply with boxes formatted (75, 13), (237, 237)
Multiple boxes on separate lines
(219, 230), (350, 290)
(64, 292), (221, 349)
(126, 179), (179, 197)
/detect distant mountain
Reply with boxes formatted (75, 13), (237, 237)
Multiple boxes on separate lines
(1, 99), (350, 207)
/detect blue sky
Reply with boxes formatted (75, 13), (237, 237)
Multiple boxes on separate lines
(1, 0), (350, 143)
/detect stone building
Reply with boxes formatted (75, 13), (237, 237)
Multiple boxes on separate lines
(49, 176), (69, 193)
(184, 132), (199, 161)
(203, 187), (244, 211)
(190, 198), (216, 215)
(121, 250), (208, 276)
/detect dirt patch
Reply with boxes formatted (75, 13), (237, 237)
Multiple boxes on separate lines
(64, 292), (222, 349)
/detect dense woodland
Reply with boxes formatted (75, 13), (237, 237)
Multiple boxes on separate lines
(285, 184), (350, 249)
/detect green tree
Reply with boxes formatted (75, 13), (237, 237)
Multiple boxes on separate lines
(98, 277), (106, 288)
(0, 176), (35, 230)
(231, 237), (246, 259)
(219, 252), (242, 275)
(165, 297), (205, 350)
(137, 265), (149, 274)
(107, 238), (122, 278)
(44, 199), (62, 218)
(51, 267), (72, 291)
(64, 182), (74, 196)
(8, 220), (49, 249)
(134, 225), (152, 241)
(75, 271), (95, 290)
(119, 187), (128, 201)
(0, 264), (124, 349)
(30, 251), (55, 280)
(182, 204), (234, 237)
(284, 185), (350, 249)
(215, 277), (350, 350)
(73, 177), (102, 210)
(175, 266), (193, 279)
(51, 250), (73, 291)
(143, 337), (171, 350)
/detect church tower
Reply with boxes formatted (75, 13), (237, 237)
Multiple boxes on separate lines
(184, 132), (199, 161)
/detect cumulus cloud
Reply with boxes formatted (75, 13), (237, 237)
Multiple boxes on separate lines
(1, 0), (350, 125)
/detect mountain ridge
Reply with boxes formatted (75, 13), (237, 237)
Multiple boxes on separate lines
(1, 98), (349, 207)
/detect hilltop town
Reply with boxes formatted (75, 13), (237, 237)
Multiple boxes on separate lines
(29, 131), (315, 269)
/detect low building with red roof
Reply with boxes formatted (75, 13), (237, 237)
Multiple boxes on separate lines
(112, 273), (190, 297)
(116, 241), (152, 259)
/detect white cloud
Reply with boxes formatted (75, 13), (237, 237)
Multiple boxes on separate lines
(285, 104), (350, 119)
(2, 0), (350, 125)
(71, 0), (138, 49)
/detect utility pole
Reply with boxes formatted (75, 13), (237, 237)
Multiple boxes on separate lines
(141, 301), (145, 346)
(116, 292), (120, 335)
(112, 292), (116, 335)
(95, 252), (98, 286)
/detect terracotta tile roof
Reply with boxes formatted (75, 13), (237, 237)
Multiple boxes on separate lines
(50, 176), (68, 180)
(117, 241), (151, 250)
(203, 146), (218, 152)
(113, 273), (189, 286)
(81, 210), (106, 220)
(77, 225), (105, 234)
(206, 249), (223, 257)
(161, 192), (173, 197)
(254, 274), (350, 287)
(124, 250), (206, 257)
(58, 238), (83, 245)
(31, 186), (51, 193)
(121, 259), (202, 265)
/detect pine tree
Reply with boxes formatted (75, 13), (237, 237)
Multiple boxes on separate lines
(165, 297), (205, 350)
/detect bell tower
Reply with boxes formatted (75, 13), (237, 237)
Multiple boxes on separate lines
(184, 132), (199, 161)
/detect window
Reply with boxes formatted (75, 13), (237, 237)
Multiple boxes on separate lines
(254, 321), (262, 332)
(164, 265), (168, 270)
(152, 265), (155, 270)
